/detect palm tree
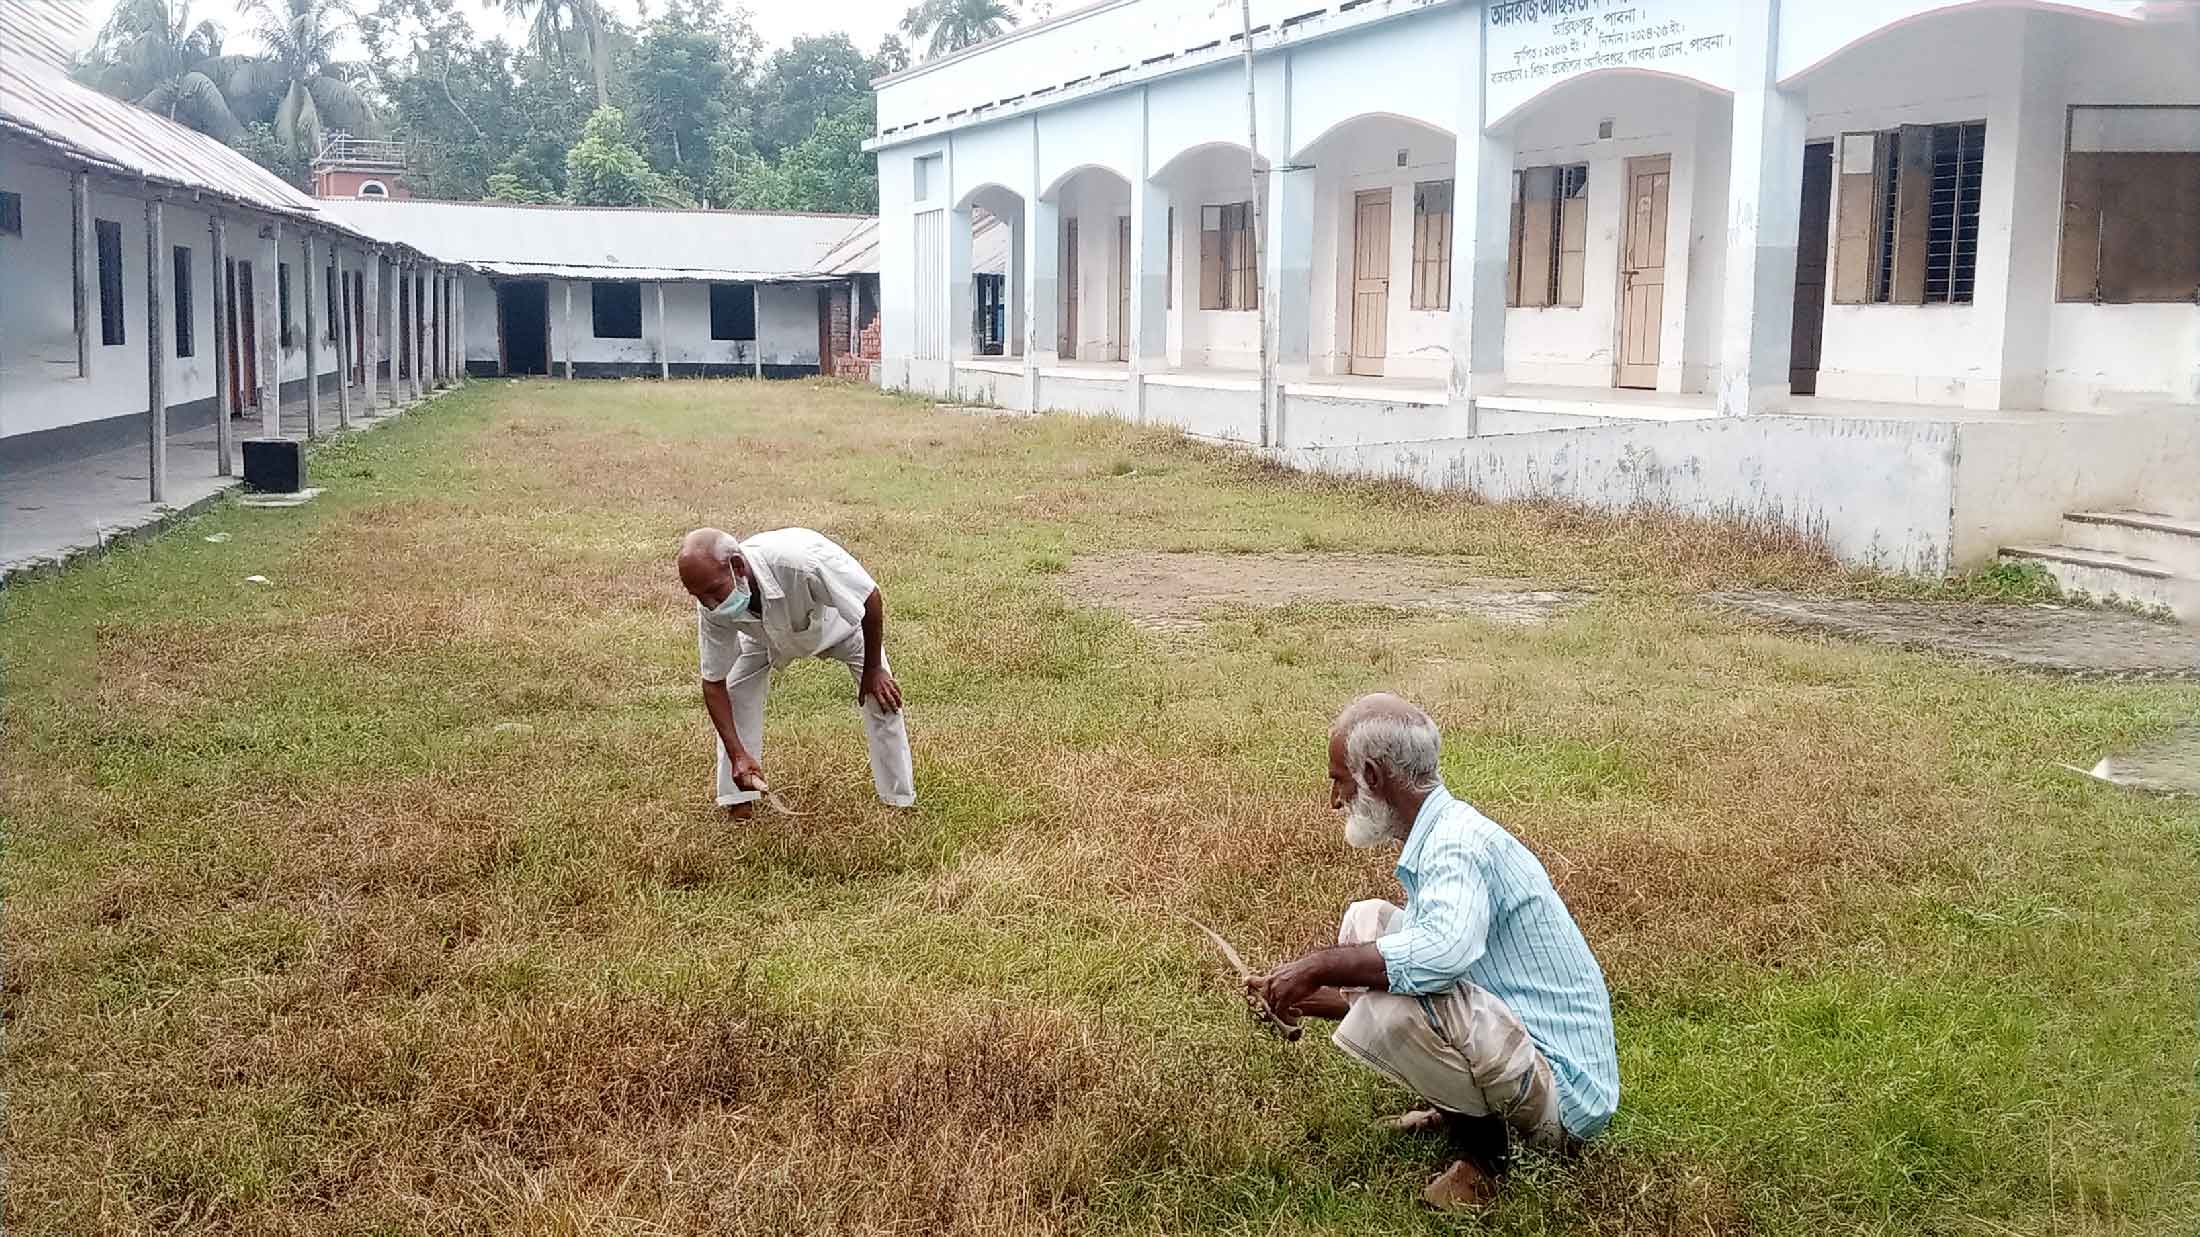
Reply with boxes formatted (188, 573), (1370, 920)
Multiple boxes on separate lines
(80, 0), (246, 139)
(501, 0), (611, 110)
(899, 0), (1015, 60)
(229, 0), (377, 161)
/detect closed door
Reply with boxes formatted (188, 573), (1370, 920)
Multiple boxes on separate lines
(1790, 141), (1833, 395)
(1617, 155), (1670, 389)
(227, 260), (257, 411)
(1350, 189), (1392, 376)
(1116, 215), (1130, 362)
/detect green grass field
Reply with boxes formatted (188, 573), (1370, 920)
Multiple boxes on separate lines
(4, 379), (2195, 1235)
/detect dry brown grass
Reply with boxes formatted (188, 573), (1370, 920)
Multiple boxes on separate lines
(5, 380), (2195, 1236)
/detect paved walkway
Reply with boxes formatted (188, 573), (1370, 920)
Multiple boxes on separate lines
(2, 390), (448, 584)
(1711, 592), (2200, 678)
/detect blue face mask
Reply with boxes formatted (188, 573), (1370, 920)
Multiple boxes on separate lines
(712, 579), (752, 618)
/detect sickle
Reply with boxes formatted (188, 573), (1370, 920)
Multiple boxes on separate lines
(1185, 916), (1303, 1043)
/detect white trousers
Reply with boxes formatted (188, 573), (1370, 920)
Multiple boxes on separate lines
(1331, 899), (1566, 1150)
(713, 633), (916, 808)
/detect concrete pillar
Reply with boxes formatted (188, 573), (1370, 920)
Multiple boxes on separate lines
(563, 281), (575, 379)
(454, 275), (466, 381)
(1129, 87), (1169, 420)
(1449, 13), (1513, 415)
(1967, 12), (2061, 411)
(259, 222), (281, 437)
(334, 244), (352, 428)
(414, 267), (428, 398)
(1716, 2), (1807, 416)
(656, 282), (670, 379)
(947, 205), (975, 359)
(209, 215), (233, 474)
(73, 171), (92, 378)
(1025, 115), (1059, 408)
(1007, 214), (1026, 357)
(752, 284), (764, 377)
(302, 233), (322, 439)
(370, 252), (388, 408)
(429, 264), (445, 389)
(145, 198), (166, 503)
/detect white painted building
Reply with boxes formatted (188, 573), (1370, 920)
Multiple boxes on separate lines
(314, 199), (899, 381)
(870, 0), (2200, 604)
(2, 28), (472, 501)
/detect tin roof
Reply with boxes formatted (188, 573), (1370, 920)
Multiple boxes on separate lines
(0, 49), (326, 222)
(317, 198), (885, 282)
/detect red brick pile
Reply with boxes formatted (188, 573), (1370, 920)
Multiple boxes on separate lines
(834, 318), (882, 381)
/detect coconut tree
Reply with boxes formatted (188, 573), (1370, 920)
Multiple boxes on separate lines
(898, 0), (1015, 60)
(501, 0), (611, 109)
(228, 0), (377, 161)
(80, 0), (246, 139)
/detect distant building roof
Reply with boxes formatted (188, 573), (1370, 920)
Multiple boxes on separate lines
(316, 198), (885, 282)
(0, 51), (325, 223)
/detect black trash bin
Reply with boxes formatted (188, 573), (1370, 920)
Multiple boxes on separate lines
(241, 437), (304, 493)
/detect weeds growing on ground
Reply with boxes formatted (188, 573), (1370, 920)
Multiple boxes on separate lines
(4, 380), (2196, 1235)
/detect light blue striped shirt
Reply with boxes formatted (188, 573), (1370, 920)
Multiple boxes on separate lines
(1373, 785), (1620, 1138)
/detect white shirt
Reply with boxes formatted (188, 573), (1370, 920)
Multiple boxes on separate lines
(697, 528), (878, 679)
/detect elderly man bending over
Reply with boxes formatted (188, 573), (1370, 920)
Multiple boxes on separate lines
(1256, 694), (1619, 1208)
(676, 527), (915, 817)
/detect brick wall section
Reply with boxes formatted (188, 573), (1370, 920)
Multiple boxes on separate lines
(828, 288), (851, 359)
(835, 317), (881, 381)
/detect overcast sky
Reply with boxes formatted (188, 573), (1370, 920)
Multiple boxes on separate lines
(69, 0), (913, 62)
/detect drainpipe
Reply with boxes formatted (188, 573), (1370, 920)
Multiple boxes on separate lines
(1240, 0), (1272, 448)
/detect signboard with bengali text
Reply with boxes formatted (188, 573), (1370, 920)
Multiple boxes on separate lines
(1486, 0), (1739, 124)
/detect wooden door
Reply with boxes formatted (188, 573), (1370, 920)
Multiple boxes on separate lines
(1350, 189), (1392, 376)
(227, 260), (258, 411)
(1790, 142), (1833, 395)
(1115, 216), (1130, 362)
(1060, 218), (1080, 360)
(1617, 155), (1670, 389)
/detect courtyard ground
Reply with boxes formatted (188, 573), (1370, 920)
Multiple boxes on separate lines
(3, 379), (2195, 1235)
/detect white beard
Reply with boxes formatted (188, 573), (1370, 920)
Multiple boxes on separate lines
(1344, 791), (1401, 850)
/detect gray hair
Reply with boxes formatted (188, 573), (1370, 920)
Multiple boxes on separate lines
(1333, 693), (1443, 792)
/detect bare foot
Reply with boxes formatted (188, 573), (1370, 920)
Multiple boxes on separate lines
(1420, 1158), (1498, 1210)
(723, 801), (755, 821)
(1372, 1107), (1448, 1134)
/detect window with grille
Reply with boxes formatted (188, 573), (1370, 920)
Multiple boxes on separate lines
(1506, 164), (1587, 308)
(1835, 121), (1984, 305)
(592, 281), (643, 338)
(278, 261), (294, 345)
(2059, 105), (2200, 304)
(96, 218), (124, 345)
(709, 283), (756, 340)
(1198, 202), (1258, 310)
(173, 245), (194, 357)
(1411, 179), (1453, 310)
(325, 264), (339, 341)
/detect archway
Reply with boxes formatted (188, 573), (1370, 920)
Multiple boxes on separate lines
(1149, 143), (1267, 372)
(1040, 166), (1132, 363)
(1293, 114), (1457, 381)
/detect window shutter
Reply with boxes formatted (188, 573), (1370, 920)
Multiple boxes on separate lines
(1516, 166), (1556, 309)
(1199, 205), (1223, 310)
(1832, 132), (1879, 304)
(1506, 173), (1524, 308)
(1890, 123), (1934, 305)
(1557, 167), (1588, 308)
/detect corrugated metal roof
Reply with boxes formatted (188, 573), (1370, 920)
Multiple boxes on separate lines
(813, 207), (1009, 278)
(317, 198), (883, 282)
(0, 50), (326, 222)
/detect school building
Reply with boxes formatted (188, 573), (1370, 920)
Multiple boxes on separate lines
(868, 0), (2200, 612)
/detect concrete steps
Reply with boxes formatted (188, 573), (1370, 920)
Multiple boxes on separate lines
(2000, 509), (2200, 623)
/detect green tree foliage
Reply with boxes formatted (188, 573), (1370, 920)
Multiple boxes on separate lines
(898, 0), (1015, 61)
(749, 33), (872, 159)
(565, 107), (694, 207)
(629, 0), (759, 192)
(79, 0), (887, 213)
(78, 0), (247, 140)
(715, 104), (877, 214)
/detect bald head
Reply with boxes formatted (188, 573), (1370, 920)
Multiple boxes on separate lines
(677, 527), (745, 607)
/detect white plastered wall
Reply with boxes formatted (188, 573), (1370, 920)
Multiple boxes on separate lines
(1305, 120), (1456, 383)
(1499, 75), (1729, 393)
(0, 148), (344, 440)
